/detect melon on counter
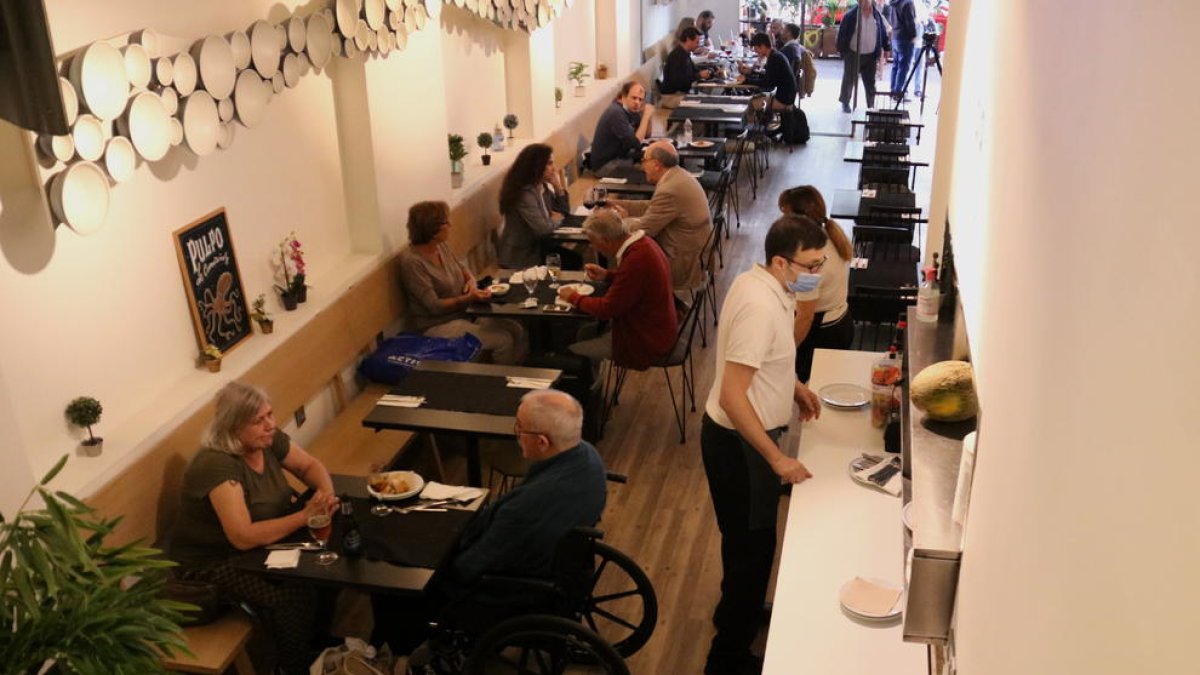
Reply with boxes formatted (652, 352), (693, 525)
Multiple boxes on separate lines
(910, 360), (978, 422)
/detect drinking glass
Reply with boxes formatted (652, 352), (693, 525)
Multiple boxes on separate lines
(595, 187), (608, 208)
(523, 267), (539, 297)
(307, 512), (338, 565)
(582, 187), (597, 210)
(546, 254), (562, 289)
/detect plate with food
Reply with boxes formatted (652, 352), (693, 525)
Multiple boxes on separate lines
(689, 140), (715, 148)
(488, 282), (511, 296)
(367, 470), (425, 501)
(559, 282), (595, 296)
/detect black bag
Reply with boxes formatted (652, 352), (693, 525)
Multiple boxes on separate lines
(780, 107), (810, 145)
(163, 576), (225, 626)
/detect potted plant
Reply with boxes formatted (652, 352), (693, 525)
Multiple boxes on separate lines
(595, 64), (609, 80)
(1, 454), (192, 674)
(502, 113), (519, 140)
(273, 232), (307, 308)
(568, 61), (590, 97)
(477, 132), (494, 166)
(554, 86), (563, 109)
(65, 396), (103, 457)
(251, 293), (274, 333)
(202, 343), (223, 373)
(448, 134), (467, 187)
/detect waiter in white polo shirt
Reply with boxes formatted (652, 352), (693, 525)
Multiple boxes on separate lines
(700, 215), (828, 675)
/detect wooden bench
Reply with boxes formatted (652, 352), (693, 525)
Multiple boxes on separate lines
(87, 253), (420, 674)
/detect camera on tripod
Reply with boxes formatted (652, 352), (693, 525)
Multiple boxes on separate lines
(922, 31), (938, 48)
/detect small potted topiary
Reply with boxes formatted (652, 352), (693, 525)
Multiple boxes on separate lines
(251, 293), (274, 333)
(65, 396), (103, 457)
(555, 86), (563, 109)
(477, 132), (494, 165)
(568, 61), (590, 97)
(202, 343), (223, 373)
(503, 113), (519, 140)
(448, 134), (467, 187)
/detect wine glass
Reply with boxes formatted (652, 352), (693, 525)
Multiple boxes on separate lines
(595, 187), (608, 208)
(582, 187), (597, 210)
(523, 266), (539, 297)
(307, 512), (338, 565)
(546, 254), (562, 289)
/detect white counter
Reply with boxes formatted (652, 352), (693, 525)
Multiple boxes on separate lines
(763, 349), (927, 674)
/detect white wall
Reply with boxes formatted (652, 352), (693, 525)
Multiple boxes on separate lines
(553, 0), (597, 88)
(942, 2), (1200, 672)
(441, 6), (511, 145)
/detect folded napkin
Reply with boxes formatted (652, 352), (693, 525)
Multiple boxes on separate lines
(598, 177), (628, 184)
(507, 376), (554, 389)
(420, 481), (485, 502)
(572, 205), (592, 216)
(861, 188), (877, 199)
(377, 394), (425, 408)
(265, 549), (301, 569)
(678, 100), (703, 108)
(721, 105), (747, 113)
(853, 459), (902, 496)
(509, 271), (524, 283)
(556, 226), (584, 235)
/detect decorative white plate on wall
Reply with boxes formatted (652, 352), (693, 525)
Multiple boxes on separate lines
(123, 43), (151, 90)
(273, 23), (287, 52)
(50, 161), (109, 235)
(70, 42), (130, 121)
(342, 38), (358, 60)
(415, 5), (428, 30)
(403, 7), (416, 33)
(169, 117), (184, 146)
(72, 114), (105, 161)
(287, 15), (307, 53)
(159, 86), (178, 115)
(306, 13), (334, 69)
(38, 133), (74, 163)
(282, 53), (300, 88)
(336, 0), (361, 38)
(58, 77), (78, 126)
(180, 91), (220, 156)
(228, 30), (252, 70)
(217, 96), (234, 122)
(249, 20), (280, 78)
(271, 72), (284, 94)
(153, 56), (174, 86)
(378, 29), (392, 55)
(131, 28), (160, 57)
(233, 70), (268, 126)
(193, 35), (236, 100)
(172, 52), (197, 96)
(104, 136), (136, 183)
(364, 0), (385, 29)
(389, 9), (402, 30)
(297, 52), (312, 76)
(354, 20), (370, 51)
(123, 90), (171, 161)
(217, 122), (235, 150)
(393, 26), (407, 51)
(385, 0), (401, 11)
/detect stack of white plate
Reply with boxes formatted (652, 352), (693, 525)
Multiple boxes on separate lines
(838, 577), (904, 623)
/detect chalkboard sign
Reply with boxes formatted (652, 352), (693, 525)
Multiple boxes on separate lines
(173, 208), (252, 355)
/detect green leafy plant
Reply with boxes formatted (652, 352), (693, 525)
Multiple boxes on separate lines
(0, 455), (192, 673)
(554, 87), (563, 105)
(202, 343), (223, 361)
(64, 396), (103, 446)
(502, 114), (519, 139)
(476, 132), (493, 152)
(567, 61), (590, 87)
(447, 134), (468, 164)
(250, 293), (272, 324)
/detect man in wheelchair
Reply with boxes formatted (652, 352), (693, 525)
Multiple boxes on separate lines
(409, 389), (608, 674)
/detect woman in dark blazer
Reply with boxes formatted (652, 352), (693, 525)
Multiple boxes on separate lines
(496, 143), (570, 269)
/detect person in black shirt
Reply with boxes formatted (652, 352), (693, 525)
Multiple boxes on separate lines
(589, 81), (654, 177)
(739, 32), (797, 110)
(662, 27), (712, 95)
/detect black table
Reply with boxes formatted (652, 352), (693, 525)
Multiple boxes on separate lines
(843, 141), (931, 167)
(467, 269), (603, 322)
(850, 108), (926, 142)
(830, 188), (930, 224)
(229, 474), (485, 596)
(668, 106), (746, 129)
(683, 93), (754, 105)
(362, 361), (562, 486)
(849, 242), (921, 291)
(674, 136), (725, 164)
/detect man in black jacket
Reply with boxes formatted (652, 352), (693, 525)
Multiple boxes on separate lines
(739, 32), (796, 110)
(662, 27), (713, 94)
(837, 1), (890, 112)
(888, 0), (919, 99)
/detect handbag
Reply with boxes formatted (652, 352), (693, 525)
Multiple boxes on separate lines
(162, 576), (224, 626)
(357, 332), (482, 385)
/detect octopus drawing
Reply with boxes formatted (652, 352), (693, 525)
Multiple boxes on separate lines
(199, 272), (245, 343)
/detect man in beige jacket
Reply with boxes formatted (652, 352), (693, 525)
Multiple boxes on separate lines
(609, 141), (714, 292)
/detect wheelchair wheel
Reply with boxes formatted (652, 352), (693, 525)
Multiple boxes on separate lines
(466, 614), (629, 675)
(582, 542), (657, 658)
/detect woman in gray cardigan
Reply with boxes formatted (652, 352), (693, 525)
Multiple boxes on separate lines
(496, 144), (570, 269)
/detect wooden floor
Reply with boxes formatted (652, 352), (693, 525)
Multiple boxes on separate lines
(429, 64), (942, 672)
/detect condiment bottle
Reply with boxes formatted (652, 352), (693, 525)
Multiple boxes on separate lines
(871, 347), (902, 428)
(916, 266), (940, 323)
(340, 495), (362, 557)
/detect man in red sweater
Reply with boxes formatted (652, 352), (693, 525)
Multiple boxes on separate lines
(557, 209), (678, 370)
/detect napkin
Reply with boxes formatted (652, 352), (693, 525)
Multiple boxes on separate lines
(510, 271), (524, 283)
(853, 460), (902, 496)
(678, 100), (703, 108)
(265, 549), (301, 569)
(556, 226), (584, 235)
(420, 481), (485, 502)
(377, 395), (425, 408)
(521, 297), (538, 309)
(721, 105), (747, 113)
(572, 205), (592, 216)
(598, 177), (628, 184)
(507, 376), (554, 389)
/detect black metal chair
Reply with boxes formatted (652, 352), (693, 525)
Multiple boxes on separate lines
(848, 285), (917, 351)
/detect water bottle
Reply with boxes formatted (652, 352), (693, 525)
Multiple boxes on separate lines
(683, 118), (693, 145)
(916, 266), (940, 323)
(339, 495), (363, 557)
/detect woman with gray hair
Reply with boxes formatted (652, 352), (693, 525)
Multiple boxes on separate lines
(168, 381), (338, 674)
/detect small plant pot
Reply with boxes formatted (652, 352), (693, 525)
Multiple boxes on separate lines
(555, 100), (561, 109)
(482, 154), (491, 166)
(506, 130), (514, 140)
(257, 320), (274, 334)
(596, 65), (608, 80)
(574, 85), (586, 97)
(205, 359), (222, 373)
(78, 438), (103, 457)
(296, 286), (308, 303)
(280, 291), (298, 311)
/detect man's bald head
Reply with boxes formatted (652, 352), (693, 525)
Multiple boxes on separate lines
(518, 389), (584, 452)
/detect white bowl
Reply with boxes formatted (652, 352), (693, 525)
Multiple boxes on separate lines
(38, 133), (75, 163)
(364, 0), (386, 29)
(336, 0), (360, 38)
(153, 57), (174, 87)
(306, 13), (334, 69)
(169, 117), (184, 146)
(233, 70), (269, 127)
(72, 114), (105, 161)
(227, 30), (252, 70)
(366, 471), (425, 501)
(217, 96), (234, 122)
(274, 23), (287, 53)
(50, 161), (110, 235)
(217, 122), (235, 150)
(249, 20), (280, 78)
(271, 72), (284, 94)
(123, 90), (171, 161)
(159, 86), (178, 115)
(378, 29), (392, 55)
(343, 38), (359, 60)
(394, 27), (408, 51)
(70, 42), (130, 121)
(123, 43), (151, 90)
(354, 20), (370, 50)
(104, 136), (136, 183)
(385, 0), (401, 11)
(172, 52), (197, 96)
(287, 15), (307, 53)
(192, 35), (236, 101)
(282, 53), (300, 88)
(57, 77), (78, 126)
(131, 28), (160, 57)
(180, 91), (220, 156)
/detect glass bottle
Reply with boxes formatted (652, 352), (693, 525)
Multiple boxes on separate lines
(916, 266), (940, 323)
(682, 118), (693, 145)
(340, 495), (362, 557)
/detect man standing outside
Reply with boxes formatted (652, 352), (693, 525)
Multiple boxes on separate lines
(888, 0), (919, 101)
(837, 0), (890, 113)
(701, 215), (826, 675)
(590, 81), (655, 178)
(607, 141), (713, 292)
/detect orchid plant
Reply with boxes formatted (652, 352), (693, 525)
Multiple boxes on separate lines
(273, 232), (308, 296)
